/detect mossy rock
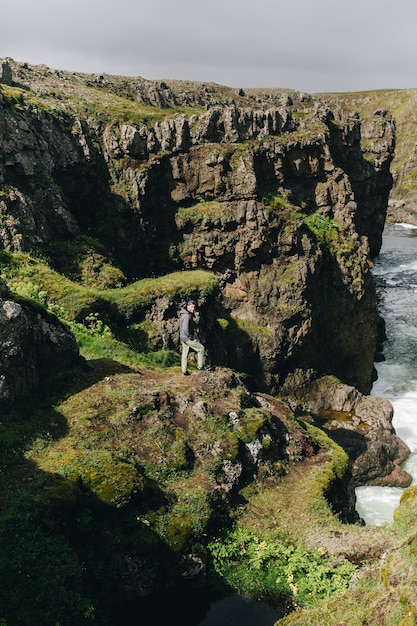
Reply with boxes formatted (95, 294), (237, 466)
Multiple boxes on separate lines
(222, 431), (240, 461)
(409, 533), (417, 558)
(62, 452), (146, 507)
(33, 476), (81, 508)
(394, 485), (417, 523)
(166, 431), (194, 471)
(83, 461), (145, 507)
(161, 488), (212, 552)
(164, 513), (194, 552)
(235, 408), (270, 443)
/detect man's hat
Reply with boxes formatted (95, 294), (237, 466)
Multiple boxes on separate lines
(187, 300), (196, 307)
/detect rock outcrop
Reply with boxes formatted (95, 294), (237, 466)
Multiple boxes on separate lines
(0, 277), (79, 408)
(287, 375), (412, 487)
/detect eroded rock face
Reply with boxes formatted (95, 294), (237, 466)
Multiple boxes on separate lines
(0, 59), (395, 398)
(102, 105), (394, 395)
(0, 278), (80, 408)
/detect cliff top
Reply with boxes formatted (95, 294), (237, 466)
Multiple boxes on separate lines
(0, 56), (312, 114)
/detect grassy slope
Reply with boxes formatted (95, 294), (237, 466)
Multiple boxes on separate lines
(0, 245), (399, 624)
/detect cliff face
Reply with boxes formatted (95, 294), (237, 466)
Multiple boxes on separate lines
(0, 59), (395, 396)
(320, 88), (417, 225)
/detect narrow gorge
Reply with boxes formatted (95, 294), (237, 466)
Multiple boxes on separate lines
(1, 58), (416, 625)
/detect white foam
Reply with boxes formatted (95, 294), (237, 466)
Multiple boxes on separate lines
(394, 222), (417, 230)
(392, 394), (417, 453)
(356, 486), (403, 526)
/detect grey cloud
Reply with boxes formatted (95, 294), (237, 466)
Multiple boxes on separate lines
(1, 0), (417, 92)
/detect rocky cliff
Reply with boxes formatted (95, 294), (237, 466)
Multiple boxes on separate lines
(0, 58), (395, 398)
(0, 58), (410, 626)
(320, 87), (417, 224)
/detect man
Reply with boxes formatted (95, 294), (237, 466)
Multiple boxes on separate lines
(179, 300), (205, 375)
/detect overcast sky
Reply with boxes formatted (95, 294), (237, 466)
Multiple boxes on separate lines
(1, 0), (417, 94)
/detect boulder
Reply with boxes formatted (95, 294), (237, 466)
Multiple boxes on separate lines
(0, 278), (80, 408)
(286, 375), (412, 487)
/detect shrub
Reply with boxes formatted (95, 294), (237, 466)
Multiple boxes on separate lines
(208, 527), (356, 608)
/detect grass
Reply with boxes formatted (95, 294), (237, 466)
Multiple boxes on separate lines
(175, 200), (225, 228)
(0, 250), (217, 315)
(0, 82), (195, 128)
(103, 269), (218, 318)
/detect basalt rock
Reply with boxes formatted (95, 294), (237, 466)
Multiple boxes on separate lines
(286, 375), (412, 487)
(0, 277), (80, 408)
(0, 59), (395, 403)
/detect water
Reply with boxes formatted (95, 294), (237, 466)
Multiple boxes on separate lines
(196, 224), (417, 620)
(355, 223), (417, 525)
(198, 594), (283, 626)
(123, 588), (283, 626)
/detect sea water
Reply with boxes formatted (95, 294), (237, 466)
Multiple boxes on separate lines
(356, 223), (417, 525)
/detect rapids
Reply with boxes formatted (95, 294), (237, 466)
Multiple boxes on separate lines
(356, 223), (417, 525)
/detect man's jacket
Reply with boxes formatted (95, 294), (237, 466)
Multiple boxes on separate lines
(179, 307), (196, 343)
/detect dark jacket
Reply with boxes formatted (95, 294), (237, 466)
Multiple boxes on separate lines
(179, 307), (196, 343)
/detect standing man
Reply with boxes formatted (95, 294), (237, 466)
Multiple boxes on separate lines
(179, 300), (205, 375)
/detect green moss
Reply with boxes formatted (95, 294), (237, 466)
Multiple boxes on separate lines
(38, 448), (146, 508)
(33, 476), (81, 508)
(214, 317), (271, 349)
(175, 200), (224, 227)
(216, 317), (229, 330)
(166, 431), (193, 471)
(222, 431), (240, 461)
(164, 512), (194, 552)
(82, 460), (144, 506)
(301, 421), (349, 482)
(261, 434), (272, 450)
(161, 488), (212, 552)
(394, 485), (417, 527)
(234, 317), (272, 337)
(261, 191), (291, 212)
(235, 408), (269, 443)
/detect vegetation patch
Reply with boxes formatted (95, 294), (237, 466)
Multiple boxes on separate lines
(234, 408), (270, 443)
(0, 84), (63, 118)
(175, 200), (225, 228)
(0, 250), (217, 365)
(261, 191), (293, 212)
(208, 526), (356, 609)
(300, 212), (340, 243)
(44, 234), (127, 289)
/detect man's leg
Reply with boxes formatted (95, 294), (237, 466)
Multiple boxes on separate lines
(181, 342), (190, 374)
(186, 339), (205, 370)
